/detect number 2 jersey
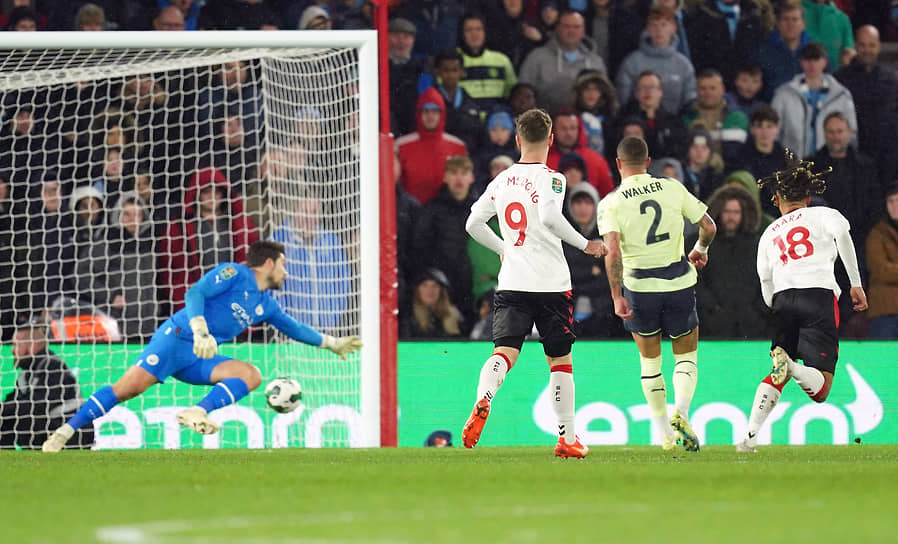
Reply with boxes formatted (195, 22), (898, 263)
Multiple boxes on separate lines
(756, 206), (862, 307)
(467, 163), (587, 292)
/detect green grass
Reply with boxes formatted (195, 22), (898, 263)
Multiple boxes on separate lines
(3, 446), (897, 544)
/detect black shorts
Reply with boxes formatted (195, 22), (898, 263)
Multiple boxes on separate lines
(622, 286), (698, 339)
(771, 288), (839, 374)
(492, 290), (575, 357)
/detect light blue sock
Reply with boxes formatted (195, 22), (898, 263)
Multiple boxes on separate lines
(68, 386), (119, 430)
(197, 378), (250, 413)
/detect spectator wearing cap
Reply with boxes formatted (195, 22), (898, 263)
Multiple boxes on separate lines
(616, 6), (696, 116)
(571, 69), (618, 157)
(865, 183), (898, 338)
(394, 0), (464, 63)
(472, 110), (518, 192)
(752, 2), (810, 101)
(399, 267), (463, 339)
(801, 0), (853, 70)
(0, 317), (94, 450)
(456, 12), (518, 112)
(771, 41), (856, 158)
(298, 5), (331, 30)
(547, 109), (614, 197)
(75, 3), (105, 31)
(519, 10), (607, 115)
(683, 0), (765, 84)
(680, 68), (748, 164)
(388, 16), (432, 137)
(433, 48), (485, 153)
(727, 104), (788, 217)
(395, 88), (467, 205)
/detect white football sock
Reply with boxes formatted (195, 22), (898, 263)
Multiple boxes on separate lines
(745, 381), (781, 445)
(476, 354), (508, 403)
(789, 362), (825, 398)
(673, 351), (697, 421)
(640, 355), (672, 437)
(550, 367), (576, 445)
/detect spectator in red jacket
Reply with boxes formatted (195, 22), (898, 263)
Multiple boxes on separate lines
(546, 108), (614, 196)
(157, 166), (259, 311)
(395, 87), (468, 204)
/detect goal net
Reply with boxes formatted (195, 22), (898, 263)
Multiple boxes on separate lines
(0, 31), (381, 450)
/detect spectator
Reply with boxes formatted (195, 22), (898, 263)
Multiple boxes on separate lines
(653, 0), (690, 59)
(725, 63), (766, 117)
(6, 6), (37, 30)
(571, 69), (618, 157)
(728, 104), (788, 217)
(681, 68), (749, 163)
(157, 167), (259, 310)
(133, 164), (174, 234)
(75, 3), (105, 30)
(76, 191), (158, 342)
(0, 1), (47, 30)
(457, 12), (518, 112)
(0, 103), (50, 216)
(752, 2), (810, 100)
(157, 0), (201, 30)
(152, 5), (185, 30)
(482, 0), (544, 70)
(616, 7), (696, 116)
(199, 60), (263, 151)
(395, 87), (467, 205)
(835, 25), (898, 163)
(801, 0), (853, 70)
(69, 185), (106, 264)
(648, 156), (684, 183)
(720, 168), (775, 231)
(507, 82), (538, 117)
(472, 110), (518, 191)
(298, 5), (330, 30)
(394, 0), (464, 62)
(684, 0), (765, 83)
(331, 0), (372, 30)
(90, 146), (127, 207)
(589, 0), (644, 78)
(613, 71), (689, 160)
(771, 41), (856, 158)
(209, 106), (258, 188)
(547, 109), (614, 196)
(433, 48), (485, 153)
(269, 192), (351, 331)
(0, 317), (94, 450)
(558, 151), (589, 198)
(411, 155), (478, 327)
(468, 288), (495, 341)
(519, 10), (607, 115)
(680, 128), (722, 200)
(387, 17), (431, 137)
(690, 183), (768, 338)
(399, 267), (462, 339)
(865, 183), (898, 338)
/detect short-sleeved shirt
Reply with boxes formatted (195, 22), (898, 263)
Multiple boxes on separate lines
(468, 162), (573, 292)
(599, 174), (707, 293)
(757, 207), (849, 299)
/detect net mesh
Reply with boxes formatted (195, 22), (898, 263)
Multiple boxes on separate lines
(0, 45), (364, 449)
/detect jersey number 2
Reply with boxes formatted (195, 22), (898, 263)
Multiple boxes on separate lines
(773, 226), (814, 264)
(640, 200), (670, 245)
(504, 202), (527, 246)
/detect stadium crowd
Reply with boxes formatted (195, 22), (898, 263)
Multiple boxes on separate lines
(0, 0), (896, 344)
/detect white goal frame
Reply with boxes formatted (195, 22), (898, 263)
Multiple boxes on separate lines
(0, 30), (382, 448)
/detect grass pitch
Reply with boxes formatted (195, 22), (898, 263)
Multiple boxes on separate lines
(3, 445), (897, 544)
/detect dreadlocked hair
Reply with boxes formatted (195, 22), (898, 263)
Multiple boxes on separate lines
(756, 148), (830, 203)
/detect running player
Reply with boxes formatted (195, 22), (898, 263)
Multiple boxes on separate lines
(462, 108), (606, 458)
(600, 136), (717, 452)
(736, 154), (867, 453)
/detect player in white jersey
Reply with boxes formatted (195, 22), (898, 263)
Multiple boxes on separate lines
(737, 155), (868, 453)
(462, 109), (606, 458)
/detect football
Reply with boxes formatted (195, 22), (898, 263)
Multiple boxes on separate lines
(264, 377), (303, 413)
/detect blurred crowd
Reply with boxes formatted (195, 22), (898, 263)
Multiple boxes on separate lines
(0, 0), (896, 342)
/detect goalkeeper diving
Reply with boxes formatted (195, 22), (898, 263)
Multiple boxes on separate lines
(42, 240), (362, 452)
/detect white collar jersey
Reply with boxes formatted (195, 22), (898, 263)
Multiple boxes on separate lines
(468, 163), (572, 292)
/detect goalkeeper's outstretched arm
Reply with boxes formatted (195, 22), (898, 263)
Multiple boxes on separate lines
(267, 307), (362, 361)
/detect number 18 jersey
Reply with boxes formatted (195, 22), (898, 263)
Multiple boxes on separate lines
(757, 206), (850, 299)
(468, 163), (572, 292)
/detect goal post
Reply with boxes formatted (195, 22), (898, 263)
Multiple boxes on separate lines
(0, 31), (391, 449)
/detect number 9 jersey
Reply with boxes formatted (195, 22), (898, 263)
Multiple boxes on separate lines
(467, 163), (574, 292)
(756, 206), (862, 307)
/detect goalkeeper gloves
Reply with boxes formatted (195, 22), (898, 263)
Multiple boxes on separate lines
(320, 334), (363, 360)
(190, 316), (218, 359)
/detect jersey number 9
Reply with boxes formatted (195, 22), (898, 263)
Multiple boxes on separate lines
(505, 202), (528, 246)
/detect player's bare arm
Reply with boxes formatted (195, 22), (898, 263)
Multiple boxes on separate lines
(583, 239), (607, 257)
(604, 231), (633, 320)
(688, 213), (717, 270)
(850, 286), (868, 312)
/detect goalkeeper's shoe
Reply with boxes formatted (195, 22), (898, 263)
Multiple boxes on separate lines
(462, 397), (491, 449)
(554, 436), (589, 459)
(670, 410), (700, 452)
(735, 439), (757, 453)
(177, 406), (219, 435)
(42, 423), (74, 453)
(770, 346), (793, 386)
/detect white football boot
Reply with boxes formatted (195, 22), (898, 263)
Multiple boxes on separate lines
(42, 423), (75, 453)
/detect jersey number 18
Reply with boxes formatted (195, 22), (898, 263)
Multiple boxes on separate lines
(773, 226), (815, 264)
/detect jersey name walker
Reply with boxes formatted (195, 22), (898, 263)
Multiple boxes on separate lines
(599, 174), (707, 292)
(757, 207), (850, 298)
(469, 163), (572, 292)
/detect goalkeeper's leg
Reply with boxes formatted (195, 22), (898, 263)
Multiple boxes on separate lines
(42, 366), (158, 452)
(175, 358), (262, 435)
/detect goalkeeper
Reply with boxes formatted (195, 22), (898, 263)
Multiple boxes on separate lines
(42, 240), (362, 452)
